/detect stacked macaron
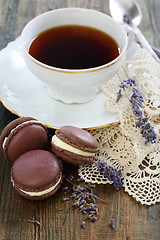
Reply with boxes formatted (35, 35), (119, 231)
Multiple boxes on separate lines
(0, 118), (99, 200)
(0, 117), (62, 200)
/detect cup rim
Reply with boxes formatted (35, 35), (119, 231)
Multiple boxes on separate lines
(21, 7), (128, 73)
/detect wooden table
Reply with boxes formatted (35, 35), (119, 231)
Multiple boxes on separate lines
(0, 0), (160, 239)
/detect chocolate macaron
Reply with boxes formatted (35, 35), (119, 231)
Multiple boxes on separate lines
(11, 150), (62, 200)
(0, 117), (49, 162)
(51, 125), (99, 165)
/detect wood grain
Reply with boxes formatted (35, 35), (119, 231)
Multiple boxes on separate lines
(0, 0), (160, 239)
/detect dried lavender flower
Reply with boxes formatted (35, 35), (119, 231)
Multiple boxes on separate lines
(117, 78), (136, 102)
(34, 220), (41, 226)
(123, 14), (132, 24)
(63, 197), (70, 202)
(136, 117), (149, 127)
(117, 78), (157, 144)
(119, 83), (128, 89)
(140, 123), (157, 144)
(111, 218), (116, 228)
(61, 186), (69, 191)
(66, 174), (74, 181)
(81, 221), (86, 228)
(132, 109), (143, 115)
(116, 89), (122, 102)
(89, 216), (98, 221)
(27, 219), (40, 226)
(124, 78), (136, 86)
(130, 88), (144, 108)
(77, 177), (84, 182)
(97, 160), (123, 190)
(62, 175), (105, 228)
(88, 184), (96, 188)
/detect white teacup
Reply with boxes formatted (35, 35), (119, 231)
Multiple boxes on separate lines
(21, 8), (131, 104)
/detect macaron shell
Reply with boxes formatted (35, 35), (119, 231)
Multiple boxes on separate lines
(52, 143), (93, 165)
(3, 118), (49, 162)
(12, 179), (62, 200)
(3, 121), (49, 162)
(11, 150), (62, 200)
(0, 117), (35, 152)
(55, 126), (99, 152)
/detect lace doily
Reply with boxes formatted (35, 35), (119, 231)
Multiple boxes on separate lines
(78, 49), (160, 205)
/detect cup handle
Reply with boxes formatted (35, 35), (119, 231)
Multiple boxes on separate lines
(122, 24), (135, 50)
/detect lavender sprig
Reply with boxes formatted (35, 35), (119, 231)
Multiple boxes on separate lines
(116, 89), (122, 102)
(116, 78), (157, 144)
(123, 14), (132, 25)
(130, 88), (144, 108)
(124, 78), (136, 86)
(139, 122), (157, 144)
(96, 160), (123, 190)
(62, 175), (108, 228)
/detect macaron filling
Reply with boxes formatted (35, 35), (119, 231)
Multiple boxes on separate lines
(13, 175), (62, 197)
(2, 120), (42, 150)
(52, 135), (94, 157)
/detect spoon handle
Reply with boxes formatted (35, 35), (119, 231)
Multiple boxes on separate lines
(151, 45), (160, 58)
(135, 27), (160, 63)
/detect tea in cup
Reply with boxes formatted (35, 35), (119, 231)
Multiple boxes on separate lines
(21, 8), (131, 104)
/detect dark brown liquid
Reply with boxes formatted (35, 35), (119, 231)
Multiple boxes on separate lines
(29, 25), (120, 69)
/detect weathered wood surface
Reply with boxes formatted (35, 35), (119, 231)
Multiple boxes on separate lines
(0, 0), (160, 239)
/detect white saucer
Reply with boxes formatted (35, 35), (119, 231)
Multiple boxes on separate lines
(0, 37), (138, 129)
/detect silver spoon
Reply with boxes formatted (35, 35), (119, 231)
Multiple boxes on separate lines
(109, 0), (160, 62)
